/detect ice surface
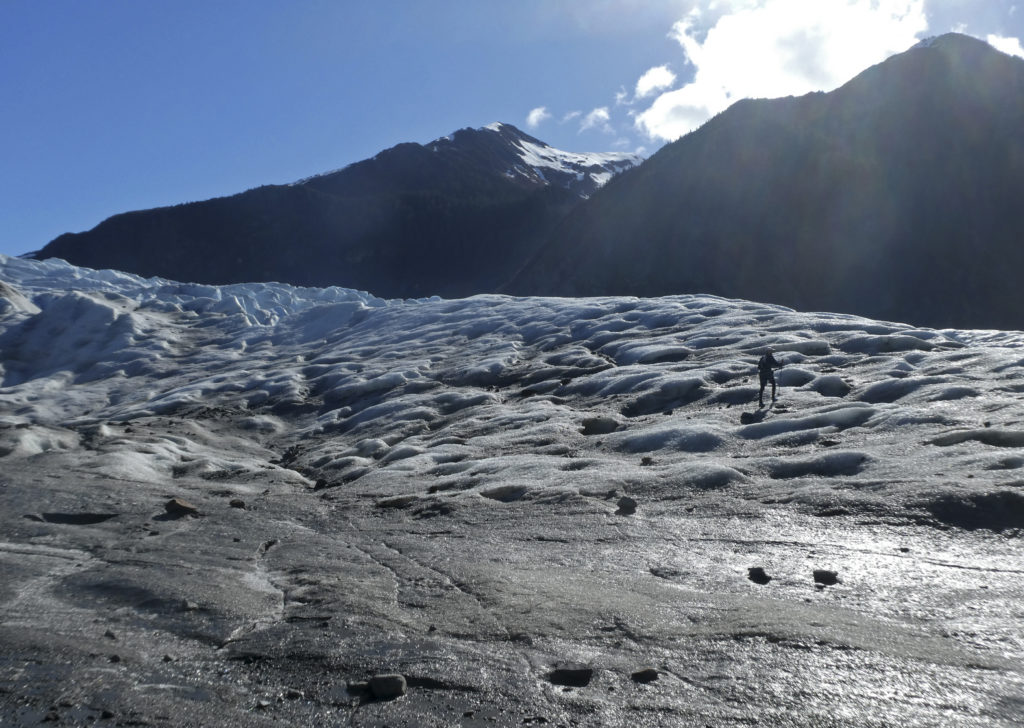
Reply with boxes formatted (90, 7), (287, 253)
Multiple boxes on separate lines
(2, 253), (1023, 725)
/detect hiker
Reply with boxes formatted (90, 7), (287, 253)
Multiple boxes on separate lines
(757, 349), (782, 407)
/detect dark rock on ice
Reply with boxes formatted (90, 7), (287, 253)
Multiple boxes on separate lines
(649, 566), (684, 580)
(548, 664), (594, 687)
(26, 512), (119, 525)
(813, 569), (840, 586)
(740, 410), (767, 425)
(368, 673), (407, 700)
(164, 498), (200, 518)
(615, 496), (638, 516)
(748, 567), (772, 585)
(581, 416), (621, 435)
(631, 667), (659, 683)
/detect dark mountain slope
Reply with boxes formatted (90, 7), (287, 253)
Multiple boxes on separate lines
(34, 124), (638, 298)
(506, 34), (1024, 329)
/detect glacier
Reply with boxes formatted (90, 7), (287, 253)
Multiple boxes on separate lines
(1, 254), (1022, 726)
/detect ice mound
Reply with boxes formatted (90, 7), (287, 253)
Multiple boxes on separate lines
(4, 253), (1024, 530)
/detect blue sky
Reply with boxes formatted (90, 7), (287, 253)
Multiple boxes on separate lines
(3, 0), (1023, 257)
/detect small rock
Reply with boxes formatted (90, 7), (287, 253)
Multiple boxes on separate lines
(164, 497), (199, 518)
(813, 569), (840, 586)
(284, 688), (304, 700)
(162, 654), (174, 663)
(179, 599), (199, 612)
(548, 664), (593, 687)
(631, 667), (659, 683)
(229, 499), (246, 509)
(103, 629), (117, 640)
(368, 673), (407, 700)
(649, 566), (683, 580)
(255, 699), (272, 710)
(748, 567), (772, 585)
(581, 416), (620, 436)
(101, 709), (115, 719)
(615, 496), (638, 516)
(108, 654), (121, 663)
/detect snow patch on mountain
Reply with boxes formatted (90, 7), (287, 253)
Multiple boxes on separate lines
(486, 122), (641, 197)
(290, 122), (639, 196)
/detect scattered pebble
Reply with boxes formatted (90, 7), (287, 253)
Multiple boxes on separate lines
(631, 667), (659, 683)
(813, 569), (840, 586)
(164, 497), (199, 518)
(229, 499), (246, 509)
(748, 567), (772, 585)
(581, 416), (620, 436)
(615, 496), (638, 516)
(548, 664), (593, 687)
(368, 673), (407, 699)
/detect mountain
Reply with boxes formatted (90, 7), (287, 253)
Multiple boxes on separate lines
(3, 253), (1024, 724)
(506, 34), (1024, 330)
(32, 123), (639, 298)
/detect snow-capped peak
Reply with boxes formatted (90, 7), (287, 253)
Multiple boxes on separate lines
(475, 122), (641, 198)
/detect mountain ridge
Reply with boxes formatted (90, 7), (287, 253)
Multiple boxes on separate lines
(505, 33), (1024, 330)
(30, 33), (1024, 329)
(32, 124), (639, 298)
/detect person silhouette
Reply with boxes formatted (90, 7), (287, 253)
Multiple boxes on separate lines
(757, 349), (782, 407)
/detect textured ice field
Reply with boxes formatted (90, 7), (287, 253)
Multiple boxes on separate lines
(1, 254), (1022, 726)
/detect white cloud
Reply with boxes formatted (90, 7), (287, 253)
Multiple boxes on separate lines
(636, 0), (929, 142)
(526, 106), (552, 129)
(635, 65), (677, 98)
(561, 110), (582, 124)
(987, 33), (1024, 58)
(580, 106), (613, 133)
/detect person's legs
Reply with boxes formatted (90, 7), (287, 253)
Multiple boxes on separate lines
(759, 371), (768, 406)
(770, 371), (777, 401)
